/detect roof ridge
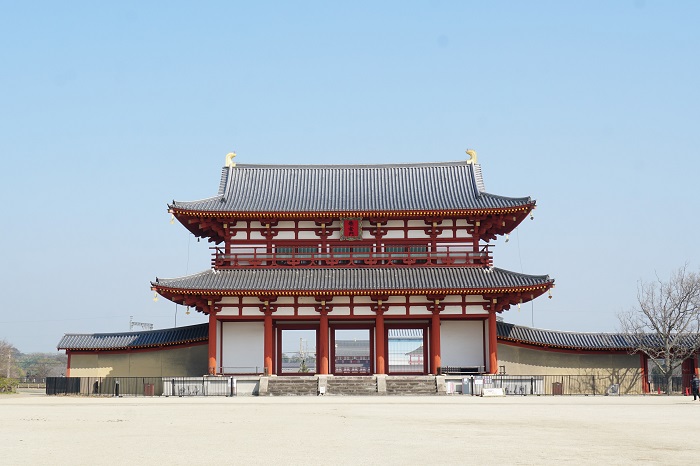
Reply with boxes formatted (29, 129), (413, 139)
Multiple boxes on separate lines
(229, 161), (473, 169)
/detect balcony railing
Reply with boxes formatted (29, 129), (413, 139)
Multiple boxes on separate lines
(211, 245), (492, 269)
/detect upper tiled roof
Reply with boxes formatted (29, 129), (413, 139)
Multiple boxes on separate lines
(57, 323), (208, 351)
(169, 162), (532, 214)
(152, 267), (553, 295)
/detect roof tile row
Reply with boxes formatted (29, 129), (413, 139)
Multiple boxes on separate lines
(171, 162), (532, 213)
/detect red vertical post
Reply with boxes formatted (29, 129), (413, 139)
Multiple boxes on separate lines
(208, 311), (218, 375)
(431, 312), (441, 374)
(319, 311), (329, 375)
(264, 313), (273, 376)
(66, 352), (71, 377)
(640, 353), (649, 394)
(375, 313), (385, 374)
(488, 311), (498, 374)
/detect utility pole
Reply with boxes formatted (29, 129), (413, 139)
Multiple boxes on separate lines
(7, 352), (11, 378)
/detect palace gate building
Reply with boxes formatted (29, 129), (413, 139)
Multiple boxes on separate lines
(149, 151), (555, 377)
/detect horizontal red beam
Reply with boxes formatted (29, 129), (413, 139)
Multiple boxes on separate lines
(211, 246), (492, 269)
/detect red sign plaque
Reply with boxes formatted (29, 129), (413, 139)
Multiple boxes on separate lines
(341, 218), (362, 241)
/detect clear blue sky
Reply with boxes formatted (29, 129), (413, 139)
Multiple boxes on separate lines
(1, 1), (698, 353)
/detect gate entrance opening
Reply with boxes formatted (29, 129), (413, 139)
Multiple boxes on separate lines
(331, 328), (373, 375)
(277, 328), (317, 375)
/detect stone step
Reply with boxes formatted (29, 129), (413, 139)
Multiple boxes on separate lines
(267, 378), (318, 396)
(385, 377), (437, 395)
(325, 377), (377, 395)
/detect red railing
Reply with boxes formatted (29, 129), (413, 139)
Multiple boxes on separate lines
(211, 245), (492, 269)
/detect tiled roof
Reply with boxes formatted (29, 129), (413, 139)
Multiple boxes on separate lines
(498, 322), (638, 350)
(170, 162), (532, 214)
(57, 324), (208, 351)
(152, 267), (553, 294)
(58, 321), (700, 352)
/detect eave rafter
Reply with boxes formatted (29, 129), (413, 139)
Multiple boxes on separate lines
(482, 285), (552, 313)
(168, 202), (536, 242)
(153, 288), (223, 314)
(151, 282), (553, 311)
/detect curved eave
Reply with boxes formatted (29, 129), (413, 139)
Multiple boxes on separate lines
(153, 283), (551, 298)
(169, 202), (536, 242)
(60, 338), (208, 352)
(498, 337), (633, 352)
(169, 203), (536, 219)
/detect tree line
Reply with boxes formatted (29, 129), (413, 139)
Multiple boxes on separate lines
(0, 340), (67, 380)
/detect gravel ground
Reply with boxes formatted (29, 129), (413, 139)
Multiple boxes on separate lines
(1, 390), (698, 465)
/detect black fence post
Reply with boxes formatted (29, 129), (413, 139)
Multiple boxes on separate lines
(115, 380), (120, 397)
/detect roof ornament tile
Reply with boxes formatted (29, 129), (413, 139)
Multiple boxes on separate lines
(465, 149), (478, 164)
(225, 151), (237, 167)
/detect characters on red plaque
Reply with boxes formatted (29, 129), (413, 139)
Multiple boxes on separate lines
(341, 218), (362, 241)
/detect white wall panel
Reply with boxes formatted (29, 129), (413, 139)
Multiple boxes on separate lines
(441, 305), (463, 315)
(241, 307), (263, 316)
(221, 322), (264, 373)
(383, 231), (404, 239)
(440, 321), (484, 367)
(353, 307), (375, 316)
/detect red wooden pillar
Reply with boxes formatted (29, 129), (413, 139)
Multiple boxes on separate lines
(488, 310), (498, 374)
(208, 310), (218, 375)
(376, 312), (385, 374)
(640, 353), (649, 394)
(430, 311), (441, 374)
(319, 311), (329, 375)
(66, 352), (71, 377)
(264, 312), (273, 376)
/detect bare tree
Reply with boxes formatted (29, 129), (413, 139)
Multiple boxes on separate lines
(0, 340), (21, 379)
(618, 266), (700, 394)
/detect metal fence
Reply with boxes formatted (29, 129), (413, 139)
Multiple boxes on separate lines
(45, 374), (696, 397)
(455, 374), (650, 396)
(46, 377), (237, 397)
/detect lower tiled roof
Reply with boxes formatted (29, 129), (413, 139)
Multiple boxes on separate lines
(59, 322), (656, 352)
(152, 267), (553, 295)
(57, 323), (208, 351)
(497, 322), (637, 350)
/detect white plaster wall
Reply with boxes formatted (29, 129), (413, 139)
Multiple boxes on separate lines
(330, 307), (350, 316)
(276, 231), (296, 239)
(407, 230), (429, 238)
(353, 307), (375, 316)
(241, 307), (263, 316)
(464, 309), (488, 316)
(441, 305), (463, 315)
(221, 322), (264, 372)
(383, 231), (404, 239)
(441, 320), (484, 367)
